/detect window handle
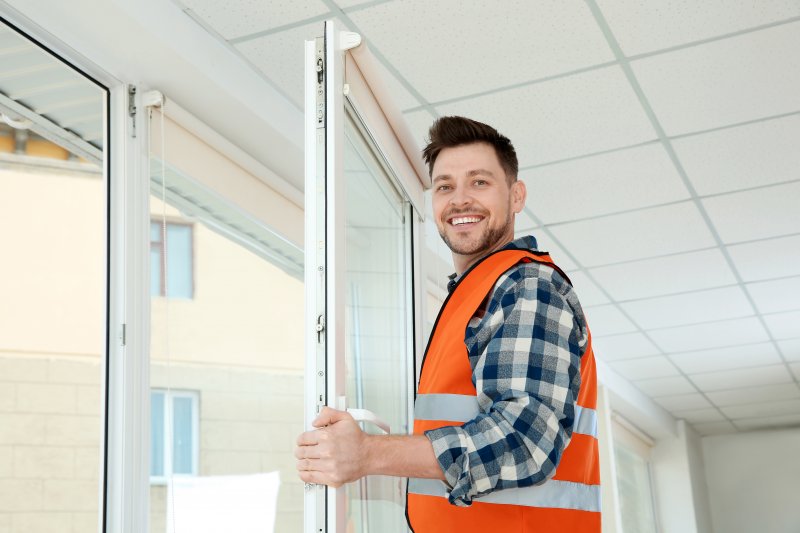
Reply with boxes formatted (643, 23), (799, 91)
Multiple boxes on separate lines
(347, 408), (390, 434)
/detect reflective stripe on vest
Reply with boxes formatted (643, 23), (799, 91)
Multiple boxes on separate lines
(413, 393), (598, 438)
(407, 248), (601, 533)
(408, 477), (602, 513)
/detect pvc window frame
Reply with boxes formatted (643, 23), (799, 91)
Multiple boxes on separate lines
(0, 5), (153, 533)
(303, 20), (428, 533)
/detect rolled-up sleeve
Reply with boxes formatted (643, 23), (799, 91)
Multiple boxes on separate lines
(424, 264), (586, 506)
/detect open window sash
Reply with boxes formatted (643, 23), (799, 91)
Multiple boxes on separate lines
(304, 20), (428, 533)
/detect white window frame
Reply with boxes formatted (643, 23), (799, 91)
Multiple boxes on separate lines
(304, 20), (429, 533)
(149, 389), (200, 485)
(0, 5), (152, 533)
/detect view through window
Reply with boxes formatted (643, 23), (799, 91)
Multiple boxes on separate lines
(147, 112), (305, 533)
(0, 19), (107, 533)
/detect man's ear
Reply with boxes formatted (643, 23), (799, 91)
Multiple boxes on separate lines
(510, 179), (526, 214)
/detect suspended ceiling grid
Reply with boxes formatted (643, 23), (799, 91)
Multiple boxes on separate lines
(173, 0), (800, 436)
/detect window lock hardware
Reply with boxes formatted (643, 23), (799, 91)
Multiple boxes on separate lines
(316, 314), (325, 343)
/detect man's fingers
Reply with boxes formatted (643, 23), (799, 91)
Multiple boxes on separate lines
(296, 430), (321, 446)
(294, 445), (322, 460)
(298, 467), (342, 488)
(312, 406), (352, 428)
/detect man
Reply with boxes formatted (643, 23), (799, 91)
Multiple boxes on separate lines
(296, 116), (600, 532)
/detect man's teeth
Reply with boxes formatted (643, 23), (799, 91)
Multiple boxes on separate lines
(451, 216), (482, 225)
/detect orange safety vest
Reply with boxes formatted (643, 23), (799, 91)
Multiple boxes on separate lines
(407, 249), (601, 533)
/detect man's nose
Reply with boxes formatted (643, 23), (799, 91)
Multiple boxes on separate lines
(449, 185), (473, 206)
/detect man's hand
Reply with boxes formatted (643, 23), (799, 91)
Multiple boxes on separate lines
(295, 407), (369, 488)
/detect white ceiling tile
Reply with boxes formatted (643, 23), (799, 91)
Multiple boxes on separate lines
(690, 364), (793, 392)
(347, 0), (613, 103)
(634, 375), (697, 397)
(764, 310), (800, 340)
(548, 202), (716, 267)
(655, 393), (711, 411)
(520, 144), (689, 224)
(402, 109), (436, 152)
(609, 355), (680, 380)
(436, 66), (657, 168)
(734, 413), (800, 431)
(702, 182), (800, 243)
(746, 277), (800, 314)
(727, 234), (800, 282)
(674, 114), (800, 196)
(596, 0), (800, 56)
(235, 19), (337, 108)
(670, 342), (782, 374)
(591, 333), (661, 362)
(529, 232), (578, 272)
(779, 339), (800, 362)
(631, 21), (800, 135)
(515, 209), (538, 233)
(180, 0), (329, 39)
(582, 304), (637, 336)
(692, 420), (737, 436)
(705, 383), (800, 407)
(672, 408), (726, 424)
(649, 317), (770, 353)
(621, 286), (754, 330)
(588, 248), (737, 301)
(565, 271), (609, 307)
(722, 399), (800, 420)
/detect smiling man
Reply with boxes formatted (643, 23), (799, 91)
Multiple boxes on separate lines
(296, 116), (601, 532)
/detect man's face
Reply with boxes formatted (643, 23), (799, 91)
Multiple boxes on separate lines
(431, 142), (526, 270)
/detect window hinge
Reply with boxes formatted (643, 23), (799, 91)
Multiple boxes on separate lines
(128, 85), (137, 138)
(120, 323), (127, 347)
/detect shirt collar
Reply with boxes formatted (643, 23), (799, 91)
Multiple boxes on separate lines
(446, 234), (539, 293)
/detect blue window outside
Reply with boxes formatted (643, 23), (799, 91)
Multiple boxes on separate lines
(150, 390), (198, 479)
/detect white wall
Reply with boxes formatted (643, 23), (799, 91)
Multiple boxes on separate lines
(703, 428), (800, 533)
(651, 420), (711, 533)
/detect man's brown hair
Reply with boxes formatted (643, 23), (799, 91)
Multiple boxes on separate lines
(422, 116), (518, 183)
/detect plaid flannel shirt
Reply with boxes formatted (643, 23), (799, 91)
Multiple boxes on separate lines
(425, 236), (589, 506)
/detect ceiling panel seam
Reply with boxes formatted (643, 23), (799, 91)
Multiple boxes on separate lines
(518, 139), (659, 171)
(528, 179), (800, 230)
(669, 109), (800, 141)
(401, 61), (619, 113)
(176, 4), (300, 110)
(626, 15), (800, 63)
(227, 0), (392, 44)
(518, 109), (800, 173)
(584, 0), (800, 423)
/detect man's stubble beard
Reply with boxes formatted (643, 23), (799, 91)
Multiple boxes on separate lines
(438, 210), (514, 257)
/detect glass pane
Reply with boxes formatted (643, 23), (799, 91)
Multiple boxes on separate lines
(0, 20), (106, 533)
(148, 120), (305, 532)
(614, 444), (658, 533)
(166, 224), (192, 299)
(151, 392), (165, 477)
(151, 247), (163, 296)
(172, 396), (194, 475)
(342, 111), (411, 532)
(151, 221), (162, 242)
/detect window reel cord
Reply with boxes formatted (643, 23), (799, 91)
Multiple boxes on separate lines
(149, 103), (177, 532)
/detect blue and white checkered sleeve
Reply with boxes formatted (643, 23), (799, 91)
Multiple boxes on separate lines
(424, 264), (585, 506)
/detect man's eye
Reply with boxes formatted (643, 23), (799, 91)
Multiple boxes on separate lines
(474, 179), (488, 186)
(436, 185), (451, 192)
